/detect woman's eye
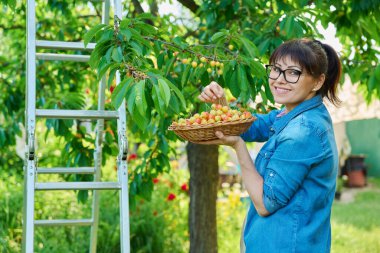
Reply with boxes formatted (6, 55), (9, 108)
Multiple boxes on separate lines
(288, 70), (300, 76)
(273, 67), (281, 72)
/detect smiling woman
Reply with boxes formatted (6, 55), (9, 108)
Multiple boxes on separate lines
(198, 38), (342, 253)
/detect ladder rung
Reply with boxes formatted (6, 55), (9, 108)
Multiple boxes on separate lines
(35, 182), (121, 190)
(35, 219), (93, 226)
(36, 40), (96, 50)
(36, 109), (119, 119)
(36, 53), (90, 62)
(37, 167), (96, 174)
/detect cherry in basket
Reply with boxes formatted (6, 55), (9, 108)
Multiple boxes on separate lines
(168, 103), (256, 142)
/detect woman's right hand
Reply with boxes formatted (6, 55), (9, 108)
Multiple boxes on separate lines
(198, 81), (228, 105)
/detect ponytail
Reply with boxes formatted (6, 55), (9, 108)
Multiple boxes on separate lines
(318, 42), (342, 106)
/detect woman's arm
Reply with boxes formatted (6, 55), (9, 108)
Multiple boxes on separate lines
(197, 131), (270, 217)
(233, 137), (270, 217)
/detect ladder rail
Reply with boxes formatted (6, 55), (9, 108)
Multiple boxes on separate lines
(36, 40), (96, 50)
(23, 0), (131, 252)
(23, 0), (37, 250)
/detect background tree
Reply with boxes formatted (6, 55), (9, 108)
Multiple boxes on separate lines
(0, 0), (379, 252)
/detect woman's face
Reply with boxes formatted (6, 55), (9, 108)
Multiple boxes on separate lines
(269, 56), (322, 112)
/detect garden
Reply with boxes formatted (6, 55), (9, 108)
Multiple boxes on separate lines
(2, 165), (380, 252)
(1, 0), (380, 252)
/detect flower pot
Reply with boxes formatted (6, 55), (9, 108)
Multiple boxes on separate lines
(347, 170), (366, 187)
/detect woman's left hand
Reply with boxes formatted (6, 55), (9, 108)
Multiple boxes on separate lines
(191, 131), (242, 148)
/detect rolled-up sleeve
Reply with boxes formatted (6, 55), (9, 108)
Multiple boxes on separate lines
(241, 110), (281, 142)
(262, 124), (325, 214)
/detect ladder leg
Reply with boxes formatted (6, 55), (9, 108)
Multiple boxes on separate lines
(22, 160), (36, 253)
(115, 67), (130, 252)
(118, 159), (130, 253)
(90, 74), (108, 252)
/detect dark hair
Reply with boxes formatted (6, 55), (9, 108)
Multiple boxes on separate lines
(269, 38), (342, 105)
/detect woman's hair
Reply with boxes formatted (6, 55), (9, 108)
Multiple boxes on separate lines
(269, 38), (342, 105)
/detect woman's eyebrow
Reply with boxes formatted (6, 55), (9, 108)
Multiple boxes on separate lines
(275, 63), (301, 70)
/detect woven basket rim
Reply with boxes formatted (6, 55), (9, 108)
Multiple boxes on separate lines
(168, 117), (256, 131)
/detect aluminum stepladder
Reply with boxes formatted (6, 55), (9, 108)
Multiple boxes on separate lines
(23, 0), (130, 252)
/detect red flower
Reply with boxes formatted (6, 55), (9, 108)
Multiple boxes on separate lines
(127, 153), (137, 162)
(110, 86), (115, 93)
(167, 193), (176, 201)
(152, 178), (159, 184)
(180, 183), (189, 191)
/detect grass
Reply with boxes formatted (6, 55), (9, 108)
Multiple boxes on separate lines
(331, 178), (380, 253)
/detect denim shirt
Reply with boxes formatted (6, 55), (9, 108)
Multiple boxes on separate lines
(241, 95), (338, 253)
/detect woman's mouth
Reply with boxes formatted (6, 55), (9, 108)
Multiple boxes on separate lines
(274, 86), (291, 95)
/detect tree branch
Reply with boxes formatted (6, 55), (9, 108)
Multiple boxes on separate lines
(149, 0), (159, 16)
(131, 0), (145, 14)
(177, 0), (199, 14)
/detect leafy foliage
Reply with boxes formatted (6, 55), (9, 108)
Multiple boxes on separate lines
(0, 0), (379, 204)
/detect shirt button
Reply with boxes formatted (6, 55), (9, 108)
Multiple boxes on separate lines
(269, 173), (274, 177)
(270, 127), (274, 132)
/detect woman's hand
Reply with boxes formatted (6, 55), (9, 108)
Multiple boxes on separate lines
(192, 131), (243, 149)
(198, 81), (228, 105)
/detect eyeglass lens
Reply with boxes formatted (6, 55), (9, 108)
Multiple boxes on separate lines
(266, 65), (301, 83)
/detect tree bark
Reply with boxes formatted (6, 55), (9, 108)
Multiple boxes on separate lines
(187, 143), (219, 253)
(177, 0), (199, 14)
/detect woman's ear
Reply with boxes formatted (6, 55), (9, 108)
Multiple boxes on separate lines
(312, 74), (325, 91)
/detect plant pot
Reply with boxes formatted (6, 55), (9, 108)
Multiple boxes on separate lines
(347, 170), (366, 187)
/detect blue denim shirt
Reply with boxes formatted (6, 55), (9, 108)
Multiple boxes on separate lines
(241, 95), (338, 253)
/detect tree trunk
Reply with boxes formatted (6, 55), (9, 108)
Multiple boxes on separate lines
(187, 143), (219, 253)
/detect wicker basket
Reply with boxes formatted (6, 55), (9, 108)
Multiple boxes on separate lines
(168, 117), (256, 142)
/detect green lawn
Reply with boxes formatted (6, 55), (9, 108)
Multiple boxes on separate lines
(331, 178), (380, 253)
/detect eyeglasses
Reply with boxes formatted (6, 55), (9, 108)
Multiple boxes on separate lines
(265, 65), (303, 83)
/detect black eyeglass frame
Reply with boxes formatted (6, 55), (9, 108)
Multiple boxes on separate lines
(265, 64), (303, 84)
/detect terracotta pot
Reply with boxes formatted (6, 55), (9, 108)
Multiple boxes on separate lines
(347, 170), (366, 187)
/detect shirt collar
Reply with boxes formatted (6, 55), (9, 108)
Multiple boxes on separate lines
(272, 95), (323, 134)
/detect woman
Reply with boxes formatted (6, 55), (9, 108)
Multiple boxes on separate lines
(198, 38), (341, 253)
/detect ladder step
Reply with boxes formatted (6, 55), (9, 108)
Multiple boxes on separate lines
(36, 109), (119, 119)
(35, 219), (93, 227)
(35, 182), (121, 190)
(36, 40), (96, 50)
(37, 167), (96, 174)
(36, 53), (90, 62)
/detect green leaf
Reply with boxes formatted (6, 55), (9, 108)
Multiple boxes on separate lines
(111, 78), (133, 109)
(168, 95), (180, 114)
(134, 23), (157, 36)
(158, 79), (171, 107)
(172, 36), (188, 50)
(181, 65), (191, 87)
(89, 40), (112, 69)
(211, 31), (227, 43)
(135, 80), (147, 117)
(132, 105), (148, 131)
(164, 79), (186, 110)
(229, 69), (240, 98)
(130, 41), (143, 56)
(119, 29), (132, 41)
(111, 47), (123, 62)
(84, 24), (107, 47)
(107, 67), (117, 89)
(240, 36), (259, 59)
(284, 16), (295, 37)
(127, 84), (137, 115)
(152, 85), (165, 116)
(374, 65), (380, 81)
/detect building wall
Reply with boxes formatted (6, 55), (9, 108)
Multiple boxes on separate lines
(346, 118), (380, 177)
